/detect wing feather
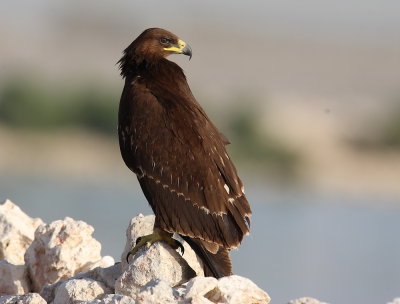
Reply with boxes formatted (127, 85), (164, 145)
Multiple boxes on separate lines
(119, 69), (251, 249)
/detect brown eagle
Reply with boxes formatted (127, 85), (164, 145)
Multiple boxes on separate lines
(118, 28), (251, 278)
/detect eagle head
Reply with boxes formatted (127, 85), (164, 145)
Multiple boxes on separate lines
(121, 28), (192, 66)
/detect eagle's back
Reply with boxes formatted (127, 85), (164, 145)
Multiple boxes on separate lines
(118, 59), (251, 249)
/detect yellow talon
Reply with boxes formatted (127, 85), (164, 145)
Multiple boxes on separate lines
(126, 231), (184, 263)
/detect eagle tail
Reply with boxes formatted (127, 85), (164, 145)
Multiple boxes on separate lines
(181, 236), (232, 279)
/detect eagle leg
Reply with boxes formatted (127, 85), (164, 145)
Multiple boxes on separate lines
(126, 230), (184, 263)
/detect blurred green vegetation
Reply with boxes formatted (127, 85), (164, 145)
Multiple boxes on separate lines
(224, 105), (300, 179)
(377, 104), (400, 148)
(0, 78), (300, 177)
(0, 78), (118, 135)
(348, 101), (400, 151)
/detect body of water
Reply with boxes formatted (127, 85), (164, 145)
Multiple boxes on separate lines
(1, 175), (399, 304)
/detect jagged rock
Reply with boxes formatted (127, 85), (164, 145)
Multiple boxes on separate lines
(24, 216), (111, 291)
(75, 263), (122, 292)
(0, 293), (46, 304)
(0, 204), (273, 304)
(0, 199), (43, 265)
(183, 276), (270, 304)
(40, 263), (121, 303)
(0, 260), (29, 295)
(52, 278), (110, 304)
(387, 298), (400, 304)
(81, 294), (136, 304)
(184, 276), (218, 301)
(207, 275), (270, 304)
(39, 279), (64, 303)
(288, 297), (330, 304)
(116, 242), (196, 298)
(121, 214), (203, 276)
(121, 214), (156, 272)
(89, 256), (116, 270)
(189, 296), (215, 304)
(136, 279), (177, 304)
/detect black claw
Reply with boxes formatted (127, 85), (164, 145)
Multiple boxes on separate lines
(177, 241), (184, 256)
(135, 236), (142, 244)
(126, 251), (132, 263)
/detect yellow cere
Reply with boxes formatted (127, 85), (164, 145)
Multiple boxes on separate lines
(163, 39), (186, 53)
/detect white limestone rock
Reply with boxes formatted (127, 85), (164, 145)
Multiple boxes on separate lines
(184, 276), (218, 301)
(24, 216), (104, 291)
(39, 279), (64, 303)
(0, 260), (29, 295)
(182, 275), (271, 304)
(89, 255), (115, 270)
(81, 294), (136, 304)
(115, 242), (196, 298)
(288, 297), (330, 304)
(121, 214), (156, 272)
(117, 215), (271, 304)
(0, 199), (43, 265)
(0, 293), (46, 304)
(121, 214), (203, 276)
(75, 263), (122, 292)
(189, 295), (215, 304)
(52, 278), (110, 304)
(135, 279), (177, 304)
(387, 299), (400, 304)
(40, 263), (121, 303)
(206, 275), (271, 304)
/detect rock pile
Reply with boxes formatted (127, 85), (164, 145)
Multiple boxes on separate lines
(0, 199), (335, 304)
(0, 200), (43, 265)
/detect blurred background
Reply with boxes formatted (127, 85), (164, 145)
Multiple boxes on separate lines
(1, 1), (400, 303)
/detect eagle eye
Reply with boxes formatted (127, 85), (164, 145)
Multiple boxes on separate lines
(160, 37), (170, 45)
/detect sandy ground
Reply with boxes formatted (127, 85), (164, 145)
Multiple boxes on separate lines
(264, 98), (400, 197)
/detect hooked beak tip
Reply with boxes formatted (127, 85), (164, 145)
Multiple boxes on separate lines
(182, 44), (192, 60)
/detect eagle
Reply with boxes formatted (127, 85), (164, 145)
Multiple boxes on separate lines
(118, 28), (252, 278)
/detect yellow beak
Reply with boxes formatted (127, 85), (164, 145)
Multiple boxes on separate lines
(163, 39), (192, 59)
